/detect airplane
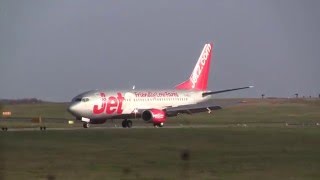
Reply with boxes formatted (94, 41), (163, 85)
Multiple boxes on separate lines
(68, 43), (253, 128)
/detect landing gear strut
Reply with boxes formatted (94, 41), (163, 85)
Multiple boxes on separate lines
(83, 122), (90, 128)
(122, 119), (133, 128)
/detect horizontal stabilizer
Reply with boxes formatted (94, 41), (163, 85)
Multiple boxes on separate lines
(202, 86), (254, 97)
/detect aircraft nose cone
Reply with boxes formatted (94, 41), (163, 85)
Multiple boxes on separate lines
(68, 103), (79, 116)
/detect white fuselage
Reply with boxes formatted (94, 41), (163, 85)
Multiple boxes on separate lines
(69, 89), (210, 120)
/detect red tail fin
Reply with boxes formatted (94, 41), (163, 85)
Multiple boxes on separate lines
(175, 43), (213, 91)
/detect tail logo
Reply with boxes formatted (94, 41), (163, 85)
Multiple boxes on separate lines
(175, 43), (212, 91)
(190, 44), (211, 88)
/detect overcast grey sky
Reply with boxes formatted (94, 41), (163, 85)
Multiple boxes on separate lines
(1, 0), (319, 101)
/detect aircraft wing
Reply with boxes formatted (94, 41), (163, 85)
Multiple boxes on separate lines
(165, 99), (246, 116)
(165, 103), (222, 116)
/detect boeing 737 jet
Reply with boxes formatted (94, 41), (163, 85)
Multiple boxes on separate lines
(68, 43), (252, 128)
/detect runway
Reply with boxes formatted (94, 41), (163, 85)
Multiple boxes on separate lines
(2, 125), (229, 132)
(1, 122), (310, 132)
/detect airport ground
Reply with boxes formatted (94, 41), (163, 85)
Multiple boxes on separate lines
(1, 98), (320, 179)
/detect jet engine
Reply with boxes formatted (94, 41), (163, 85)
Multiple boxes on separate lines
(142, 109), (167, 125)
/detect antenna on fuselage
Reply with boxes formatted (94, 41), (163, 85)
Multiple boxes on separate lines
(132, 85), (135, 90)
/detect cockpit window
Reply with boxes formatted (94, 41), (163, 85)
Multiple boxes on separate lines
(74, 98), (82, 102)
(82, 98), (90, 102)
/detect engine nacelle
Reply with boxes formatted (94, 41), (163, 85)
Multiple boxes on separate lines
(142, 109), (167, 124)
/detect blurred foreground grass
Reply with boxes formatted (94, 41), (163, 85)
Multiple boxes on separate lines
(1, 127), (320, 179)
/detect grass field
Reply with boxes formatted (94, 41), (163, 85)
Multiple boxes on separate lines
(1, 98), (320, 179)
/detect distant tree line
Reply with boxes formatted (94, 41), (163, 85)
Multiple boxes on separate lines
(0, 98), (43, 105)
(261, 93), (320, 99)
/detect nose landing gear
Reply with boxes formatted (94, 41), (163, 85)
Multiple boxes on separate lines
(83, 122), (90, 128)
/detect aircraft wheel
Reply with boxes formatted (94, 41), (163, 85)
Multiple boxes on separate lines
(83, 122), (90, 128)
(126, 120), (133, 128)
(122, 120), (128, 128)
(40, 126), (47, 131)
(154, 124), (160, 128)
(159, 123), (164, 127)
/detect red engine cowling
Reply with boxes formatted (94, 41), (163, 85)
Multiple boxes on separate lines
(142, 109), (166, 124)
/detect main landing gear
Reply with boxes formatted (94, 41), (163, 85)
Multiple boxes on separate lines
(153, 122), (164, 128)
(122, 119), (133, 128)
(83, 122), (90, 128)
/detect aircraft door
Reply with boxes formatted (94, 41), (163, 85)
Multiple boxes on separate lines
(123, 92), (136, 114)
